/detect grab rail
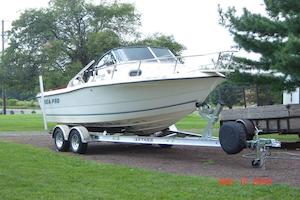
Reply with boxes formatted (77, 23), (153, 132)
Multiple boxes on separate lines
(94, 50), (236, 80)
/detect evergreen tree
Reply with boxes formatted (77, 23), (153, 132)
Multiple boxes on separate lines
(219, 0), (300, 90)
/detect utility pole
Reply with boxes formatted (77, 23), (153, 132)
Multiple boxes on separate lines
(1, 20), (6, 115)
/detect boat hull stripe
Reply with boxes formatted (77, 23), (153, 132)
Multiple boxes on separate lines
(46, 100), (196, 116)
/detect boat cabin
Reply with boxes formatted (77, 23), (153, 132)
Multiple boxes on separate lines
(96, 46), (176, 68)
(69, 47), (178, 86)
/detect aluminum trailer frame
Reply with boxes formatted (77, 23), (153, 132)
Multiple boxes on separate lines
(86, 103), (223, 147)
(87, 132), (220, 147)
(52, 103), (223, 152)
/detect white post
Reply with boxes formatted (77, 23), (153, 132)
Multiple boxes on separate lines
(39, 75), (48, 131)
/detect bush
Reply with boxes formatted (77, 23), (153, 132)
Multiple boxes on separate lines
(7, 99), (18, 106)
(31, 110), (36, 114)
(5, 99), (39, 108)
(9, 110), (14, 115)
(17, 100), (39, 108)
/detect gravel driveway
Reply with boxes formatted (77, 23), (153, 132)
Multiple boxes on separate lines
(1, 133), (299, 186)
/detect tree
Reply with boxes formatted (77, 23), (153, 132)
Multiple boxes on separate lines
(2, 0), (140, 92)
(219, 0), (300, 90)
(131, 33), (186, 56)
(2, 0), (185, 99)
(208, 81), (243, 109)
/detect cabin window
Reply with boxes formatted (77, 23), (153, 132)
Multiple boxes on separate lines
(97, 53), (116, 68)
(152, 47), (176, 63)
(113, 47), (156, 62)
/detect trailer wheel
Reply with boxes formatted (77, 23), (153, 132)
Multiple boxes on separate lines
(236, 119), (255, 140)
(53, 128), (69, 152)
(219, 121), (247, 154)
(69, 129), (87, 154)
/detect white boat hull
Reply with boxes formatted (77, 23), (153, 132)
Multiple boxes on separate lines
(38, 76), (224, 135)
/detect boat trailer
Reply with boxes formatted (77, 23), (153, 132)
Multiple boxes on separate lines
(50, 102), (280, 168)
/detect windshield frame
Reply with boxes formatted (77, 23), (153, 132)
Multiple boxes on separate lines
(111, 46), (176, 63)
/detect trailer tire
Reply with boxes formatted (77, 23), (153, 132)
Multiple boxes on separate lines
(219, 121), (247, 154)
(236, 119), (255, 140)
(69, 129), (87, 154)
(53, 128), (70, 152)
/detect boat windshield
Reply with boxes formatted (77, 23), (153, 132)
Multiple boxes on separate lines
(113, 47), (155, 62)
(151, 47), (176, 63)
(113, 47), (176, 63)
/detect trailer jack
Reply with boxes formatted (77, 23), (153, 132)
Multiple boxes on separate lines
(245, 128), (281, 169)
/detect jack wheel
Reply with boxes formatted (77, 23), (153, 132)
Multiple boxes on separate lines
(251, 159), (262, 168)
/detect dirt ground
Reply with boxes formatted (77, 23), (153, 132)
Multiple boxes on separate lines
(0, 133), (300, 187)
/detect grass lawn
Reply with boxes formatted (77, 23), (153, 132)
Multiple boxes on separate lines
(0, 113), (213, 132)
(176, 112), (220, 130)
(0, 141), (299, 200)
(0, 114), (55, 131)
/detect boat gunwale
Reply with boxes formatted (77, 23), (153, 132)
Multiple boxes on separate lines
(37, 75), (225, 98)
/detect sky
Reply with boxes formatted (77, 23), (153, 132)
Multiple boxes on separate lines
(0, 0), (264, 55)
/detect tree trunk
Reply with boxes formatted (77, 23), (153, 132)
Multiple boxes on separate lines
(2, 86), (6, 115)
(243, 87), (247, 108)
(256, 84), (260, 106)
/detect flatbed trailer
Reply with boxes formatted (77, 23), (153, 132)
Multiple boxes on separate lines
(220, 104), (300, 136)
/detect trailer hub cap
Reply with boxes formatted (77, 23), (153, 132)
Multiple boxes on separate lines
(55, 132), (64, 148)
(71, 134), (80, 151)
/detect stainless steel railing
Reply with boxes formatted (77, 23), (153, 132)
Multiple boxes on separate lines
(95, 50), (236, 80)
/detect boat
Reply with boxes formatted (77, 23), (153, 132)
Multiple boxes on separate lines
(37, 46), (225, 136)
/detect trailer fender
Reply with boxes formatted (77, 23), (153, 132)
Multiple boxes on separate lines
(69, 126), (90, 143)
(53, 125), (70, 141)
